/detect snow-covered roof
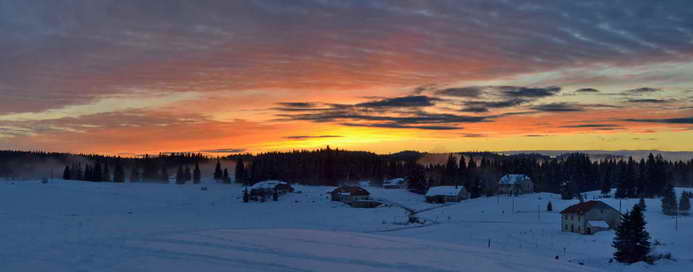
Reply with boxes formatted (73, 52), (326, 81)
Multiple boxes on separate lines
(499, 174), (531, 185)
(242, 180), (290, 193)
(331, 186), (370, 196)
(426, 186), (465, 197)
(384, 178), (406, 185)
(588, 220), (609, 228)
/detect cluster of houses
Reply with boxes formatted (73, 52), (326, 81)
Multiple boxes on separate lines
(249, 174), (622, 235)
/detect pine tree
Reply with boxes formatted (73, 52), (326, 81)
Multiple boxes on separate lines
(661, 184), (677, 215)
(63, 166), (71, 180)
(214, 160), (223, 181)
(193, 163), (201, 184)
(176, 165), (185, 184)
(129, 166), (140, 183)
(113, 160), (125, 183)
(547, 201), (553, 212)
(184, 166), (192, 182)
(160, 167), (170, 183)
(638, 197), (647, 211)
(613, 204), (651, 263)
(680, 193), (690, 215)
(235, 158), (246, 184)
(223, 168), (230, 184)
(102, 163), (110, 182)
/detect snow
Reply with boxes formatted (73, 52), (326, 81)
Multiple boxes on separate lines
(383, 178), (406, 186)
(588, 221), (609, 228)
(425, 185), (465, 197)
(1, 179), (691, 272)
(499, 174), (531, 185)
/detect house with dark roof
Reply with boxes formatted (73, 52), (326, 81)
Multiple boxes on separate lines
(425, 186), (470, 203)
(560, 201), (621, 234)
(329, 186), (370, 202)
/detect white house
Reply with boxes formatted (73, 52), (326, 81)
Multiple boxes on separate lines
(560, 201), (621, 234)
(383, 178), (407, 189)
(425, 186), (470, 203)
(498, 174), (534, 195)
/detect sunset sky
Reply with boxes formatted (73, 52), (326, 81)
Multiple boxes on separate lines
(1, 1), (693, 155)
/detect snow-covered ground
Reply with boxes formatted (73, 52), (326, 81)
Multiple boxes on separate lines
(0, 179), (690, 271)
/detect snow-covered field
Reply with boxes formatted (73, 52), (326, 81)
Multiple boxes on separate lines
(0, 179), (690, 271)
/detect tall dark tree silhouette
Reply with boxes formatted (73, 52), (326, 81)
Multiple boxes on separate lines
(129, 166), (140, 182)
(62, 166), (71, 180)
(113, 159), (125, 183)
(661, 184), (677, 215)
(613, 204), (651, 263)
(223, 168), (230, 184)
(235, 158), (246, 184)
(214, 160), (223, 181)
(193, 163), (201, 184)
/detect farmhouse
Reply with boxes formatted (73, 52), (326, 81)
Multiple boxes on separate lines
(330, 186), (370, 202)
(383, 178), (407, 189)
(560, 201), (621, 234)
(243, 180), (294, 201)
(425, 186), (470, 203)
(498, 174), (534, 195)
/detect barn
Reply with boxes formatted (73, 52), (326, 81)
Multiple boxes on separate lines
(498, 174), (534, 195)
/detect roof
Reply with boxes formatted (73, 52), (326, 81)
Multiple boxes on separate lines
(426, 186), (465, 197)
(499, 174), (531, 185)
(242, 180), (290, 193)
(588, 220), (609, 228)
(560, 201), (609, 214)
(331, 186), (370, 196)
(384, 178), (406, 185)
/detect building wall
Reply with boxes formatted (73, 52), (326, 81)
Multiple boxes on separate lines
(561, 206), (621, 234)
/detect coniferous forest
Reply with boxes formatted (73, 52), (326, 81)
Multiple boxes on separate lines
(1, 149), (693, 199)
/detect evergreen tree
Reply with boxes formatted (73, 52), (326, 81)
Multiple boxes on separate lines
(160, 167), (170, 183)
(680, 193), (690, 215)
(547, 201), (553, 212)
(638, 197), (647, 211)
(661, 184), (677, 215)
(113, 160), (125, 183)
(184, 166), (192, 182)
(193, 163), (201, 184)
(62, 166), (71, 180)
(235, 158), (246, 184)
(102, 163), (110, 182)
(129, 166), (140, 183)
(214, 160), (223, 181)
(612, 204), (651, 263)
(176, 165), (185, 184)
(223, 168), (230, 184)
(93, 163), (102, 182)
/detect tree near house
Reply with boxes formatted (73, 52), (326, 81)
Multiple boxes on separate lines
(214, 160), (223, 181)
(613, 204), (651, 264)
(546, 201), (553, 212)
(638, 197), (646, 211)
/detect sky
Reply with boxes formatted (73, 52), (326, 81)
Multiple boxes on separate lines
(1, 0), (693, 155)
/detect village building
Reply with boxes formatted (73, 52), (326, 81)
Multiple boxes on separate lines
(498, 174), (534, 195)
(330, 185), (371, 202)
(243, 180), (294, 201)
(383, 178), (407, 189)
(560, 201), (621, 234)
(425, 186), (470, 203)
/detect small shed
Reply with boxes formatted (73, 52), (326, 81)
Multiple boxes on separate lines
(243, 180), (294, 201)
(383, 178), (407, 189)
(560, 201), (621, 234)
(498, 174), (534, 195)
(330, 186), (370, 202)
(425, 186), (470, 203)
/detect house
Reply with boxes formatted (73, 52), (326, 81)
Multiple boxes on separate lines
(425, 186), (470, 203)
(330, 186), (370, 202)
(383, 178), (407, 189)
(243, 180), (294, 201)
(498, 174), (534, 195)
(560, 201), (621, 234)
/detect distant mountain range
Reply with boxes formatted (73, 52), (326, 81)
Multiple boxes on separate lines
(391, 150), (693, 162)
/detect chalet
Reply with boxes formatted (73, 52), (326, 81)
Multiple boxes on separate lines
(330, 186), (370, 202)
(425, 186), (470, 203)
(498, 174), (534, 195)
(243, 180), (294, 201)
(383, 178), (407, 189)
(560, 201), (621, 234)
